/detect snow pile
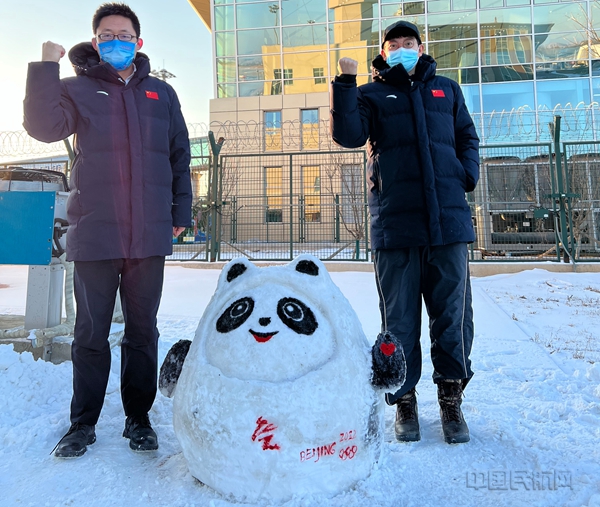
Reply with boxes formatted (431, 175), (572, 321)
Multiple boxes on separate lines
(170, 256), (389, 501)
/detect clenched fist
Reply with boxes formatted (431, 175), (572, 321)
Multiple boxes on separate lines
(337, 57), (358, 76)
(42, 41), (66, 63)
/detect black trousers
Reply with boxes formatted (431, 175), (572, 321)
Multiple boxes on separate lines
(374, 244), (474, 405)
(70, 256), (165, 425)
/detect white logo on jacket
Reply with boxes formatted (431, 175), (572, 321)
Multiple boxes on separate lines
(96, 91), (109, 96)
(386, 95), (397, 99)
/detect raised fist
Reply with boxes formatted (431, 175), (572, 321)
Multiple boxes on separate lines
(42, 41), (66, 63)
(337, 57), (359, 76)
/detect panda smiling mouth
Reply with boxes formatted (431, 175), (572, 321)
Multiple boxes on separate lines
(250, 330), (279, 343)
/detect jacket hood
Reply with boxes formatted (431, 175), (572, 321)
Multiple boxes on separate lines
(68, 42), (150, 83)
(371, 53), (437, 85)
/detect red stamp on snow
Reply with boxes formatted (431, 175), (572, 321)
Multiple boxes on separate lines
(300, 442), (337, 463)
(145, 91), (159, 100)
(251, 417), (281, 451)
(299, 430), (357, 463)
(431, 89), (445, 98)
(338, 445), (357, 460)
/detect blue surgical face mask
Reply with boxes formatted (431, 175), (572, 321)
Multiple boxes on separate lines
(98, 39), (136, 71)
(386, 47), (419, 72)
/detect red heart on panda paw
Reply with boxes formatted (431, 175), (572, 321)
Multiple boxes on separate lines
(380, 342), (396, 356)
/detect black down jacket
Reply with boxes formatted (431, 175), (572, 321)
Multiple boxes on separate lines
(330, 54), (479, 250)
(23, 42), (192, 262)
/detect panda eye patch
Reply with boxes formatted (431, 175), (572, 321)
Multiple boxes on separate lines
(277, 297), (318, 335)
(217, 297), (254, 333)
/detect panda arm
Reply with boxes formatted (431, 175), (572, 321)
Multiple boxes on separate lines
(370, 332), (407, 391)
(159, 339), (192, 398)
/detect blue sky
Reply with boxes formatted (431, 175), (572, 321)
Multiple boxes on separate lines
(0, 0), (213, 131)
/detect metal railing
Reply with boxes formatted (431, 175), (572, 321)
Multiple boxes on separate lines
(5, 116), (600, 263)
(471, 119), (600, 262)
(175, 149), (370, 262)
(471, 142), (562, 261)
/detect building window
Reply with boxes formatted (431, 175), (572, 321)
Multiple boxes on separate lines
(514, 36), (526, 64)
(313, 67), (326, 84)
(302, 165), (321, 222)
(264, 111), (282, 151)
(284, 69), (293, 85)
(217, 83), (236, 98)
(265, 166), (283, 223)
(482, 30), (491, 66)
(496, 36), (511, 65)
(301, 109), (319, 150)
(270, 81), (282, 95)
(274, 68), (293, 86)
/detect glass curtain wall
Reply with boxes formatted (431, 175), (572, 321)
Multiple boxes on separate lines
(215, 0), (381, 98)
(214, 0), (600, 136)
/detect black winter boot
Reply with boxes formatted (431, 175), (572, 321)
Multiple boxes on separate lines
(394, 388), (421, 442)
(437, 380), (470, 444)
(54, 422), (96, 458)
(123, 414), (159, 451)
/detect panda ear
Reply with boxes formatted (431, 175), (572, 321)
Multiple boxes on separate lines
(295, 259), (319, 276)
(226, 262), (247, 282)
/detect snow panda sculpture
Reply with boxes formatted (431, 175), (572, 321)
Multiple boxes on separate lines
(159, 255), (405, 502)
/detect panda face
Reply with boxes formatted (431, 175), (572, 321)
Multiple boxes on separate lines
(204, 283), (335, 383)
(216, 296), (318, 337)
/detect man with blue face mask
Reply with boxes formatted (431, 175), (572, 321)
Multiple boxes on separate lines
(330, 20), (479, 446)
(23, 3), (192, 458)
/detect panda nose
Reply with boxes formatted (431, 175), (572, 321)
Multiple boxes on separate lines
(259, 317), (271, 327)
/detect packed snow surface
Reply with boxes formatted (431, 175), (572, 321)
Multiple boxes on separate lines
(1, 263), (600, 507)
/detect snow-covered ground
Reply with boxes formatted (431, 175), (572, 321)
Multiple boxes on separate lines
(1, 263), (599, 507)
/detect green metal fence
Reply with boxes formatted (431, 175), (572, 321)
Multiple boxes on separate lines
(5, 119), (600, 263)
(168, 119), (600, 263)
(561, 141), (600, 261)
(471, 142), (562, 261)
(472, 121), (600, 261)
(169, 149), (370, 261)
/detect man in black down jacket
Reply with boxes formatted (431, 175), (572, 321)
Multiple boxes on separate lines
(23, 3), (192, 457)
(330, 20), (479, 444)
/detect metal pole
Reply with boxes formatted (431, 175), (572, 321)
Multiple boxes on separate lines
(232, 196), (237, 243)
(546, 140), (561, 262)
(363, 151), (369, 261)
(217, 162), (224, 260)
(563, 148), (577, 259)
(207, 131), (225, 262)
(299, 195), (305, 243)
(335, 194), (340, 243)
(552, 116), (571, 262)
(289, 155), (293, 260)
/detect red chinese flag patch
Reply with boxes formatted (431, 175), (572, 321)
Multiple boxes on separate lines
(431, 89), (445, 98)
(145, 91), (159, 100)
